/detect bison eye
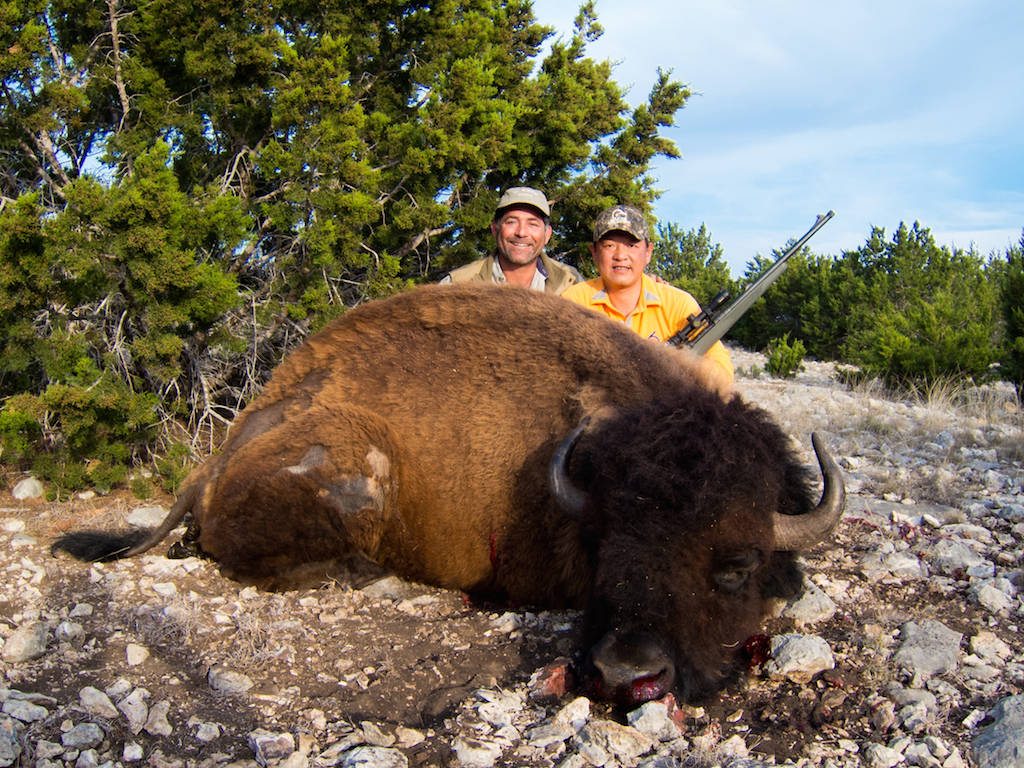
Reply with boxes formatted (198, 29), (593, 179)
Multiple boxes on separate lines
(712, 552), (763, 593)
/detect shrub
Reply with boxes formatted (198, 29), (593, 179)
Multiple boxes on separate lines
(765, 334), (806, 378)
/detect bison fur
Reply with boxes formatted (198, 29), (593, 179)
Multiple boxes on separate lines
(54, 283), (844, 705)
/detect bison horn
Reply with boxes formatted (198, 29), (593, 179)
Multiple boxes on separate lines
(772, 432), (846, 551)
(549, 418), (590, 517)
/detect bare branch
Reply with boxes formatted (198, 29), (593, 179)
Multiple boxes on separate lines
(395, 224), (453, 261)
(105, 0), (134, 174)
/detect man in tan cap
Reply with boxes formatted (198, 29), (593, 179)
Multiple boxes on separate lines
(441, 187), (582, 293)
(561, 204), (734, 388)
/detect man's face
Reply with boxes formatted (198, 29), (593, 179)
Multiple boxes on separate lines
(491, 206), (552, 267)
(590, 231), (653, 289)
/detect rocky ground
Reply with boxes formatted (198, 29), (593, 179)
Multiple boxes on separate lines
(2, 348), (1023, 768)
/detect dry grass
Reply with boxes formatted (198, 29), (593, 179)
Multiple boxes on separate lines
(906, 377), (1023, 427)
(845, 373), (1023, 432)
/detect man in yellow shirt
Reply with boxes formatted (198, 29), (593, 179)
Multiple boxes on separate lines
(561, 204), (734, 388)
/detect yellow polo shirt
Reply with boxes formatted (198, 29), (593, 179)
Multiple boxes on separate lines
(561, 274), (734, 382)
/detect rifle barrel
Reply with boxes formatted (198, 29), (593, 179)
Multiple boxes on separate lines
(689, 210), (834, 355)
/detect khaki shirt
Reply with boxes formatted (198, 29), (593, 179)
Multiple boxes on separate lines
(441, 253), (582, 295)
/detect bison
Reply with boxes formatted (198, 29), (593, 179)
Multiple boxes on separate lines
(54, 283), (844, 705)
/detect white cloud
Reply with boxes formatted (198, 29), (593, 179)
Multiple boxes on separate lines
(533, 0), (1024, 273)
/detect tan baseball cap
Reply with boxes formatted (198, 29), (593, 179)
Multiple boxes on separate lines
(495, 186), (551, 218)
(592, 204), (649, 241)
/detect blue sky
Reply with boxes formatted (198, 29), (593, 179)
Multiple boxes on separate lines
(532, 0), (1024, 275)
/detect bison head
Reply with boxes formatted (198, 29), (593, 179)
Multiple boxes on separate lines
(549, 395), (844, 705)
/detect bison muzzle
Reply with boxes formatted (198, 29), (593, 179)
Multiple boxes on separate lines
(54, 283), (844, 705)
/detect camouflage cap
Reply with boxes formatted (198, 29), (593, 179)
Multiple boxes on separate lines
(495, 186), (550, 218)
(592, 204), (649, 242)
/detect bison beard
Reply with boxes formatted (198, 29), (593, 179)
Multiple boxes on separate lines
(53, 283), (844, 705)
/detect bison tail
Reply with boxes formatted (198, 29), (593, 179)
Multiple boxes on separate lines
(51, 529), (155, 562)
(51, 471), (201, 563)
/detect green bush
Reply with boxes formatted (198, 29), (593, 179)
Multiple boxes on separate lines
(154, 443), (195, 494)
(1, 338), (160, 495)
(0, 397), (42, 466)
(730, 222), (1002, 389)
(841, 225), (999, 387)
(765, 334), (806, 378)
(997, 234), (1024, 394)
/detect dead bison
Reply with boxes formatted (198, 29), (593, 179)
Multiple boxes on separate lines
(54, 283), (844, 705)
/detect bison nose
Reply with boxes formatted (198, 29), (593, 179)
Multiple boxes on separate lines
(588, 631), (676, 705)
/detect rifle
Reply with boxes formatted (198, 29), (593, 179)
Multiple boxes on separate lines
(667, 210), (835, 355)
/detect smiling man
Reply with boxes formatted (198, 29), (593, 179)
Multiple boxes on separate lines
(561, 204), (734, 387)
(441, 187), (582, 293)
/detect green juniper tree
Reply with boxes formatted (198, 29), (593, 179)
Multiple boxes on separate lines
(1, 0), (690, 488)
(841, 223), (1000, 386)
(650, 222), (735, 306)
(996, 233), (1024, 394)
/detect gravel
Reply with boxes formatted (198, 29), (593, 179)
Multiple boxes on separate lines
(1, 346), (1022, 767)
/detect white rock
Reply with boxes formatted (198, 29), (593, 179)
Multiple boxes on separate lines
(125, 643), (150, 666)
(122, 742), (144, 762)
(340, 746), (409, 768)
(970, 630), (1013, 663)
(573, 720), (654, 766)
(974, 583), (1014, 614)
(863, 742), (905, 768)
(451, 735), (503, 767)
(359, 576), (417, 601)
(60, 722), (104, 749)
(394, 727), (424, 748)
(489, 612), (520, 633)
(526, 720), (575, 749)
(69, 603), (94, 618)
(248, 728), (295, 764)
(764, 633), (835, 683)
(882, 550), (930, 579)
(79, 687), (119, 719)
(75, 747), (100, 768)
(105, 678), (133, 699)
(0, 721), (21, 768)
(359, 721), (395, 748)
(193, 721), (222, 742)
(904, 742), (941, 767)
(276, 752), (311, 768)
(996, 503), (1024, 522)
(626, 700), (682, 742)
(54, 621), (85, 646)
(208, 665), (254, 694)
(972, 695), (1024, 768)
(782, 580), (837, 626)
(117, 688), (150, 734)
(1, 698), (47, 723)
(126, 505), (168, 527)
(144, 700), (173, 737)
(152, 582), (178, 597)
(34, 739), (63, 759)
(718, 734), (749, 757)
(894, 620), (963, 684)
(11, 477), (44, 500)
(552, 696), (591, 732)
(1, 622), (47, 662)
(929, 539), (992, 577)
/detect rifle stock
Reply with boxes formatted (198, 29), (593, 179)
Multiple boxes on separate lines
(669, 210), (834, 355)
